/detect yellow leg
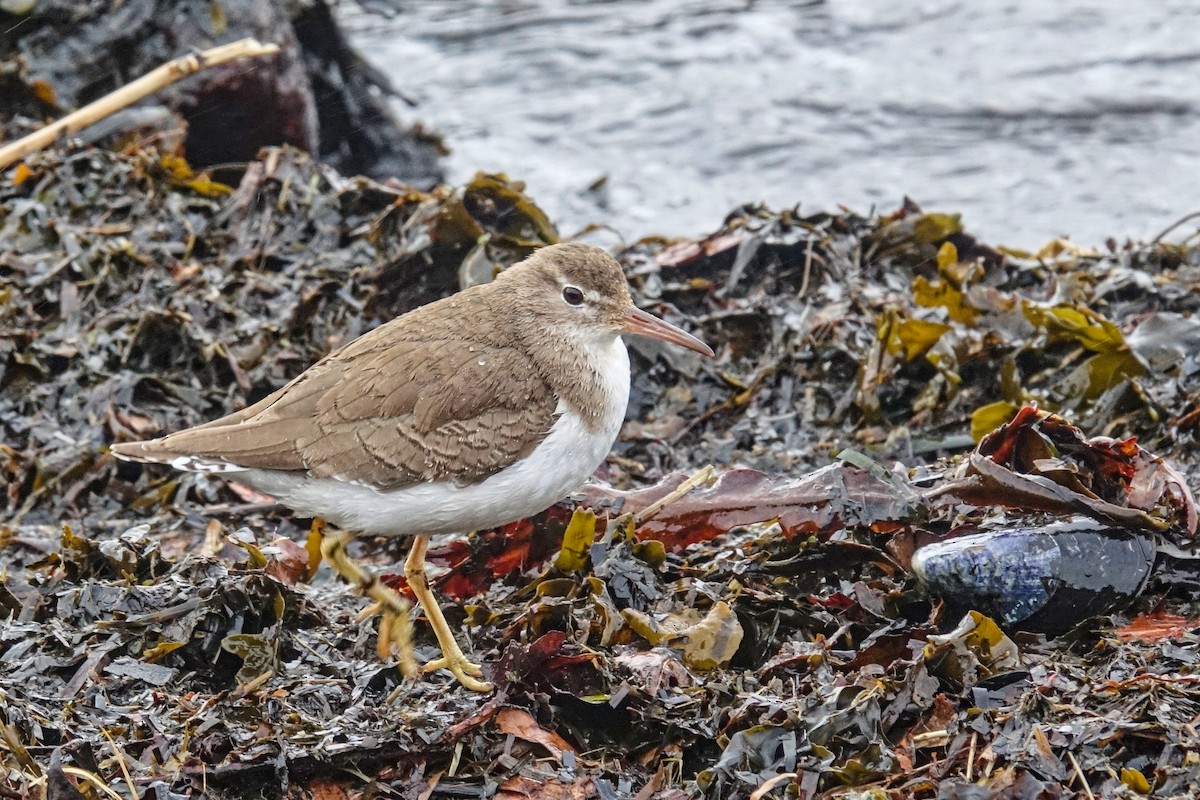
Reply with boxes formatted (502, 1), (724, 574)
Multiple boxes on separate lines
(405, 534), (493, 692)
(319, 530), (418, 677)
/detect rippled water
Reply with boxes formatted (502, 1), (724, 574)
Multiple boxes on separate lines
(348, 0), (1200, 248)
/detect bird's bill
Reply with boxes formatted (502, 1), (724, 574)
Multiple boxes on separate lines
(623, 307), (714, 356)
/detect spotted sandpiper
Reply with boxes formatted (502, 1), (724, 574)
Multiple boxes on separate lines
(111, 243), (713, 692)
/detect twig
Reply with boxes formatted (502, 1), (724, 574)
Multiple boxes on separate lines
(101, 728), (138, 798)
(966, 731), (977, 781)
(232, 669), (274, 698)
(636, 464), (716, 522)
(798, 234), (815, 298)
(1151, 209), (1200, 244)
(0, 38), (280, 170)
(60, 767), (125, 800)
(749, 772), (798, 800)
(1067, 751), (1095, 800)
(669, 367), (774, 445)
(910, 729), (950, 747)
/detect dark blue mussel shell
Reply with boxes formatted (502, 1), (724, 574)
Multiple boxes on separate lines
(911, 521), (1156, 633)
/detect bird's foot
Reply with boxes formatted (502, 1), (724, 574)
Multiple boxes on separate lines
(358, 583), (489, 688)
(424, 651), (493, 692)
(423, 649), (485, 678)
(378, 609), (420, 678)
(320, 530), (419, 677)
(355, 600), (384, 621)
(403, 533), (494, 692)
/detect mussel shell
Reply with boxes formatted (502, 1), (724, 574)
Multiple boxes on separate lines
(911, 523), (1155, 633)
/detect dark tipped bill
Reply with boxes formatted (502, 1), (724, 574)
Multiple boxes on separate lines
(623, 307), (714, 357)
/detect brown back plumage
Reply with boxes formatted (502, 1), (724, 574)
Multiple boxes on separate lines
(111, 243), (633, 490)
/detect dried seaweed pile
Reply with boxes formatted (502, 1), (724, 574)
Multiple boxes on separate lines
(614, 203), (1200, 483)
(4, 144), (1200, 799)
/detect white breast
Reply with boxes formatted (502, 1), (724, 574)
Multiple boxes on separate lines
(241, 336), (631, 537)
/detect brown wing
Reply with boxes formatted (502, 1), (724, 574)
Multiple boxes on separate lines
(122, 336), (560, 490)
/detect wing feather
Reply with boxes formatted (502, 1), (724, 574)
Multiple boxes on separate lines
(118, 337), (559, 490)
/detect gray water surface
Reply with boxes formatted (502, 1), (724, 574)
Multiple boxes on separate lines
(348, 1), (1200, 248)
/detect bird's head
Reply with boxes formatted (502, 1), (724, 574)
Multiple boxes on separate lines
(500, 242), (714, 356)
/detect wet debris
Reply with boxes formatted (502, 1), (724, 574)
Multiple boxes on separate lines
(0, 0), (444, 184)
(615, 201), (1200, 486)
(3, 141), (1200, 797)
(932, 405), (1197, 536)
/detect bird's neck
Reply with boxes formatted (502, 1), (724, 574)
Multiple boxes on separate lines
(531, 327), (631, 435)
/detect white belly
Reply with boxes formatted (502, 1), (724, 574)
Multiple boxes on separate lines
(241, 338), (631, 537)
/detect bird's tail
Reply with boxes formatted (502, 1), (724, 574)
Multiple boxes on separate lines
(110, 439), (246, 474)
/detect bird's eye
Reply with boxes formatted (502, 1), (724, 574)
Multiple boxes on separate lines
(562, 285), (585, 306)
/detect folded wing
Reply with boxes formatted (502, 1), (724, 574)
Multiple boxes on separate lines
(112, 336), (559, 491)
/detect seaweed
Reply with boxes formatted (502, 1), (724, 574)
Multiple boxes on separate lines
(3, 141), (1200, 798)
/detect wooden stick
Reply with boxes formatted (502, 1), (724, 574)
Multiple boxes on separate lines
(0, 38), (280, 170)
(100, 727), (138, 798)
(60, 767), (124, 800)
(636, 463), (716, 522)
(1067, 751), (1095, 800)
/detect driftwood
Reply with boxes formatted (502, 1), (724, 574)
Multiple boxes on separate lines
(0, 0), (444, 184)
(0, 39), (279, 171)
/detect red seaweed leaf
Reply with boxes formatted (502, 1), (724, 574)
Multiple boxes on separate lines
(936, 406), (1197, 536)
(1114, 611), (1200, 643)
(580, 464), (920, 550)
